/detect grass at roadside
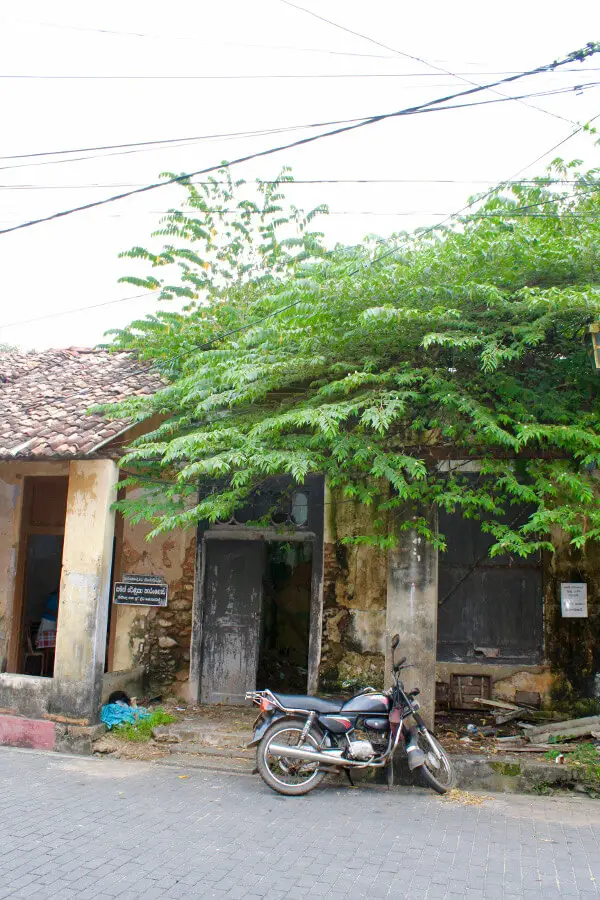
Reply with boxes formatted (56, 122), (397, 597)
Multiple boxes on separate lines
(114, 707), (176, 743)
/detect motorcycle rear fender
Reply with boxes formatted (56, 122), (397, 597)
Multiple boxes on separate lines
(247, 710), (286, 747)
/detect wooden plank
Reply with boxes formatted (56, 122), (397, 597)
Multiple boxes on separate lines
(473, 697), (521, 711)
(530, 724), (600, 744)
(498, 745), (576, 753)
(527, 714), (600, 740)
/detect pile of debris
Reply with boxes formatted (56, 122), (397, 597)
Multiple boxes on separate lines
(437, 695), (600, 760)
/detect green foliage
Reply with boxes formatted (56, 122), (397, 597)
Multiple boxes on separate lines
(102, 152), (600, 555)
(545, 742), (600, 787)
(114, 707), (176, 743)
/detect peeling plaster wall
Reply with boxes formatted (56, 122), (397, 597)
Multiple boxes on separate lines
(0, 462), (69, 671)
(111, 497), (196, 696)
(544, 528), (600, 701)
(435, 662), (553, 705)
(319, 485), (388, 690)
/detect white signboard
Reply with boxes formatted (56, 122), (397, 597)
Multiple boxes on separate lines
(560, 583), (588, 618)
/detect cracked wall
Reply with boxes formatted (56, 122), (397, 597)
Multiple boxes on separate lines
(110, 500), (196, 697)
(319, 487), (388, 691)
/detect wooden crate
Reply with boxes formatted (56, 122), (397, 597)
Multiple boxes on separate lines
(449, 674), (491, 710)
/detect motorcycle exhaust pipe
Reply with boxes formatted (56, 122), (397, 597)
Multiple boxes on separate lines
(267, 742), (370, 768)
(404, 729), (426, 770)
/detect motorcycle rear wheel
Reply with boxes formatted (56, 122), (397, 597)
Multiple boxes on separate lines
(417, 729), (456, 794)
(257, 717), (327, 796)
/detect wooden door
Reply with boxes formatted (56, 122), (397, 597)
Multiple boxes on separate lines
(200, 541), (265, 704)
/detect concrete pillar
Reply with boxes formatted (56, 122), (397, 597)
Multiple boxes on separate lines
(52, 460), (118, 722)
(386, 508), (438, 727)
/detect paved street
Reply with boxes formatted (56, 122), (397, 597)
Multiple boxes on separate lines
(0, 747), (599, 900)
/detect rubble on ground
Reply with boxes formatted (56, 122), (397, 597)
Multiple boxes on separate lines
(436, 697), (600, 765)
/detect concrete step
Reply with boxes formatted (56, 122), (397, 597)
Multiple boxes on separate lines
(168, 721), (253, 747)
(172, 743), (254, 759)
(161, 752), (256, 775)
(169, 731), (253, 749)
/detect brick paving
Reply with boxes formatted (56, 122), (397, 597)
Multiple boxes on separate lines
(0, 746), (599, 899)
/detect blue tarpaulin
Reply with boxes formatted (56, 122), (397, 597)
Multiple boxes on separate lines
(101, 703), (151, 729)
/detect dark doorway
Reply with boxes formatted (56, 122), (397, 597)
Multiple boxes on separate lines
(437, 507), (543, 663)
(257, 542), (312, 694)
(10, 476), (68, 677)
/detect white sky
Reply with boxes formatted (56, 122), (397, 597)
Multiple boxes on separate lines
(0, 0), (599, 351)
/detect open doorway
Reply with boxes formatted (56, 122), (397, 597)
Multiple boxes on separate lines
(257, 541), (312, 693)
(10, 476), (68, 677)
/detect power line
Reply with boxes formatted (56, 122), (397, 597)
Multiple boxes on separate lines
(0, 292), (156, 330)
(278, 0), (580, 127)
(4, 17), (403, 59)
(2, 69), (600, 80)
(2, 71), (593, 80)
(1, 47), (597, 237)
(2, 182), (598, 330)
(8, 123), (599, 421)
(0, 117), (371, 172)
(0, 178), (594, 191)
(0, 80), (594, 175)
(11, 17), (600, 76)
(1, 82), (594, 163)
(0, 117), (371, 162)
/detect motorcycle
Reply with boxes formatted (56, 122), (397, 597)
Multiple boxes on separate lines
(246, 634), (455, 796)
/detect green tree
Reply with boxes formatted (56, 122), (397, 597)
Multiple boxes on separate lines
(104, 154), (600, 556)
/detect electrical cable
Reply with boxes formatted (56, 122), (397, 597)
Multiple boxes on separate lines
(278, 0), (582, 127)
(0, 48), (596, 237)
(1, 81), (594, 163)
(0, 179), (594, 191)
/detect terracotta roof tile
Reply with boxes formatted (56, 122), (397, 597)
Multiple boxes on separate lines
(0, 347), (161, 459)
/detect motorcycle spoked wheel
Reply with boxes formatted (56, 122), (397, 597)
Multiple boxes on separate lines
(416, 729), (456, 794)
(257, 717), (328, 796)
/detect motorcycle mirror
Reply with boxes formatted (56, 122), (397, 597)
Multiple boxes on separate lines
(391, 634), (400, 651)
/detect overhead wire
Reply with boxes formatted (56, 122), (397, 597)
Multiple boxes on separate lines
(3, 183), (599, 227)
(0, 48), (596, 237)
(6, 110), (600, 421)
(1, 81), (595, 164)
(278, 0), (582, 127)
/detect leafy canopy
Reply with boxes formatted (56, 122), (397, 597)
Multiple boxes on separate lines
(103, 152), (600, 556)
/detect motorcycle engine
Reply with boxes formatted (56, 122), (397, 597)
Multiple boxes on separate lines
(346, 739), (375, 761)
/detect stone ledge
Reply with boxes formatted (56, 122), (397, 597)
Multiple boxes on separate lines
(0, 713), (106, 755)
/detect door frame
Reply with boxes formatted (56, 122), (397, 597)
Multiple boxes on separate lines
(189, 527), (324, 703)
(7, 476), (68, 674)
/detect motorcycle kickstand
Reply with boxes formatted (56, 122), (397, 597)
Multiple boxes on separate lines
(344, 769), (356, 788)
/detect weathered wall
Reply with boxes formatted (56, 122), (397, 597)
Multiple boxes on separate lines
(0, 462), (69, 671)
(52, 459), (118, 721)
(435, 662), (553, 704)
(319, 486), (388, 690)
(111, 497), (196, 697)
(386, 508), (438, 728)
(544, 529), (600, 703)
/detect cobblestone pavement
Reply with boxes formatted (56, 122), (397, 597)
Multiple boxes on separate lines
(1, 747), (600, 900)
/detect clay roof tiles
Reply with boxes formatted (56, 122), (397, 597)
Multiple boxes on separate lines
(0, 347), (161, 459)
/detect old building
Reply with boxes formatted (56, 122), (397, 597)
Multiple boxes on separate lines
(1, 349), (597, 752)
(0, 347), (194, 751)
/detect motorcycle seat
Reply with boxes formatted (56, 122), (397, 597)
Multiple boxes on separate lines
(272, 693), (343, 713)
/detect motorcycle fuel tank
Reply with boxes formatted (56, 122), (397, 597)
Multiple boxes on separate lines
(341, 693), (390, 714)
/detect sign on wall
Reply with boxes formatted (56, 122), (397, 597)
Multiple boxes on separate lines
(560, 583), (588, 618)
(123, 573), (165, 585)
(113, 576), (168, 607)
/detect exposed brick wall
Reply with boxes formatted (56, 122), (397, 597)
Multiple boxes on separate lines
(319, 493), (388, 691)
(118, 534), (196, 691)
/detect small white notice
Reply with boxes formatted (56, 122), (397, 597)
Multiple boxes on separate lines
(560, 583), (588, 618)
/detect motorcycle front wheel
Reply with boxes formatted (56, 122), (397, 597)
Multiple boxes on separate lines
(416, 728), (456, 794)
(257, 717), (327, 796)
